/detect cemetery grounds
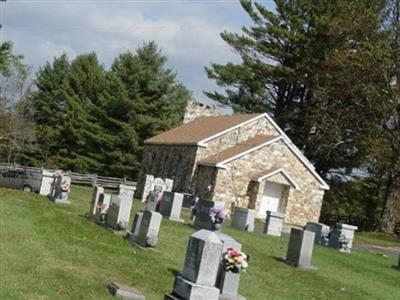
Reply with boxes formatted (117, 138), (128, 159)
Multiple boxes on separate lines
(0, 185), (399, 300)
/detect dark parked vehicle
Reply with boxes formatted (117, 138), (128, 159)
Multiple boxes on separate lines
(0, 169), (42, 192)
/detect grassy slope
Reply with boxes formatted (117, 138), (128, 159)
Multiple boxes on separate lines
(0, 186), (399, 300)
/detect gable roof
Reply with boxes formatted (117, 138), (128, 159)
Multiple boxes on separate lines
(252, 168), (300, 190)
(144, 114), (263, 146)
(198, 135), (281, 166)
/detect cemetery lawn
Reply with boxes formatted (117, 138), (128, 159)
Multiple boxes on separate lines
(355, 232), (400, 248)
(0, 186), (399, 300)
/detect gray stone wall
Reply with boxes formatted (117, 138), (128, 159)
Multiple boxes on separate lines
(209, 139), (325, 226)
(135, 144), (199, 198)
(193, 165), (218, 200)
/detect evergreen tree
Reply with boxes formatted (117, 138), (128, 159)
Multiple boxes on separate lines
(111, 42), (191, 144)
(205, 0), (387, 176)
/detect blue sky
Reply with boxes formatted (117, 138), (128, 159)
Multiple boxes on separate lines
(1, 0), (274, 104)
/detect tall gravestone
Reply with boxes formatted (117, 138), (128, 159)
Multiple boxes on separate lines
(106, 195), (133, 230)
(159, 191), (184, 222)
(328, 223), (358, 253)
(142, 174), (155, 202)
(216, 233), (246, 300)
(88, 185), (105, 216)
(231, 207), (255, 232)
(132, 210), (162, 248)
(164, 230), (223, 300)
(39, 169), (54, 196)
(285, 228), (316, 270)
(305, 222), (330, 246)
(193, 200), (225, 230)
(264, 211), (285, 237)
(118, 184), (136, 202)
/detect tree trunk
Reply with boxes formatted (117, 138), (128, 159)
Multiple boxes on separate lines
(380, 175), (400, 234)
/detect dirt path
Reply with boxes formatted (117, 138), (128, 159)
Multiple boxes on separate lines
(353, 242), (400, 256)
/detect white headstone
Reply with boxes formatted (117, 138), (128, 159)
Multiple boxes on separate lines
(159, 191), (184, 222)
(89, 185), (105, 216)
(264, 211), (285, 237)
(106, 195), (133, 230)
(328, 223), (358, 253)
(39, 170), (54, 196)
(135, 210), (162, 248)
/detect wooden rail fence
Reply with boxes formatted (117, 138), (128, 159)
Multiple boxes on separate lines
(0, 163), (136, 189)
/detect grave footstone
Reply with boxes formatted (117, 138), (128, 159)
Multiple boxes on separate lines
(132, 210), (162, 248)
(215, 232), (246, 300)
(193, 200), (225, 230)
(231, 207), (255, 232)
(106, 195), (133, 230)
(159, 191), (184, 222)
(164, 230), (223, 300)
(264, 211), (285, 237)
(305, 222), (330, 246)
(39, 170), (54, 196)
(285, 228), (316, 270)
(328, 223), (358, 253)
(107, 282), (145, 300)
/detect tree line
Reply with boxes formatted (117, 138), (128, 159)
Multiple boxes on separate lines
(0, 0), (399, 233)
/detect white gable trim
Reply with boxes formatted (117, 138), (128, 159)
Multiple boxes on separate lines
(255, 168), (300, 191)
(197, 112), (329, 190)
(214, 136), (283, 168)
(263, 114), (330, 190)
(197, 114), (268, 147)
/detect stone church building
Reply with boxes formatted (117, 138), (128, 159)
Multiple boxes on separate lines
(136, 103), (329, 227)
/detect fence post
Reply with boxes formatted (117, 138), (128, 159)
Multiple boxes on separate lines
(123, 177), (127, 184)
(92, 174), (97, 187)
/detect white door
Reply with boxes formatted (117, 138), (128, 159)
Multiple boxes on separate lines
(258, 182), (284, 218)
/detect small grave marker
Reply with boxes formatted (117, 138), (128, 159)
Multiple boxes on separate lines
(264, 211), (285, 237)
(231, 207), (255, 232)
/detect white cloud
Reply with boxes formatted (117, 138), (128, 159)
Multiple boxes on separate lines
(2, 0), (273, 102)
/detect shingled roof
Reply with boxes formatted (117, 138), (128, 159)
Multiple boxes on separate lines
(144, 114), (263, 145)
(198, 135), (280, 166)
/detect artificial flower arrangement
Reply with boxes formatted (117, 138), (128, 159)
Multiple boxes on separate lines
(223, 247), (249, 273)
(60, 178), (71, 193)
(209, 207), (229, 224)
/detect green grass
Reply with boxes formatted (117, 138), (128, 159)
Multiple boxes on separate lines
(355, 232), (400, 248)
(0, 185), (399, 300)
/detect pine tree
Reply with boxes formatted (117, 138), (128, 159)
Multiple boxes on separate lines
(111, 42), (191, 144)
(205, 0), (387, 176)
